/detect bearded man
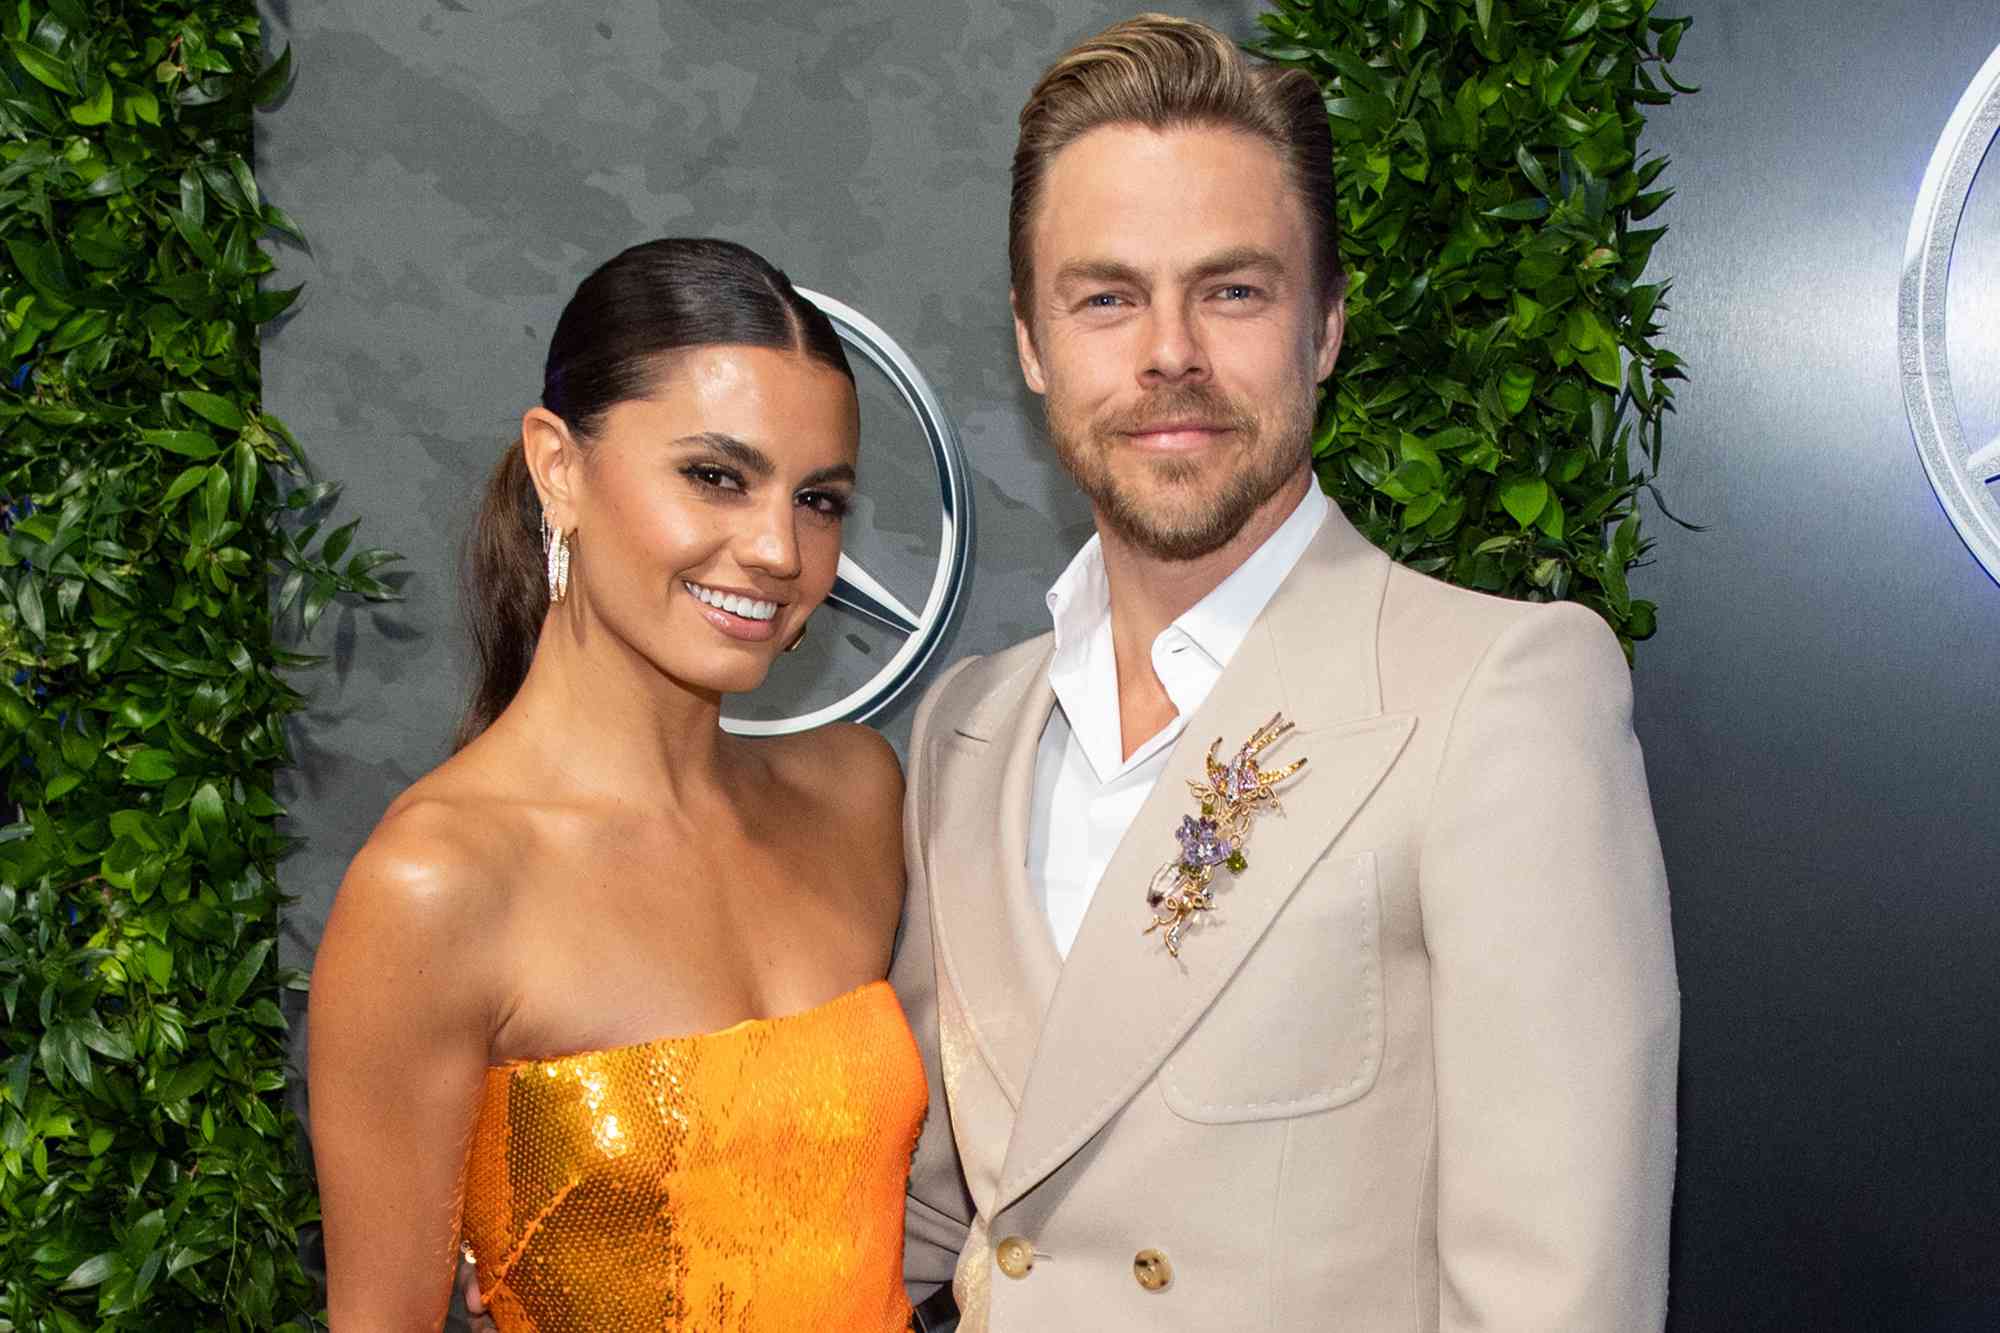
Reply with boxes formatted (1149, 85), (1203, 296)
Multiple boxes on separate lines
(895, 14), (1679, 1332)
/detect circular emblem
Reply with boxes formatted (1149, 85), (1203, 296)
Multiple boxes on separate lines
(720, 290), (973, 735)
(1900, 42), (2000, 586)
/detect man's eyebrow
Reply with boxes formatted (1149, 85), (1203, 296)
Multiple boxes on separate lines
(1181, 246), (1287, 286)
(1052, 258), (1147, 290)
(1051, 248), (1289, 293)
(670, 432), (773, 477)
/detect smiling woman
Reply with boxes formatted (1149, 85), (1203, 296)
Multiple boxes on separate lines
(306, 237), (926, 1332)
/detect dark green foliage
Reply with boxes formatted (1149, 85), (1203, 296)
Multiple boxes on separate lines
(0, 2), (393, 1326)
(1252, 0), (1692, 653)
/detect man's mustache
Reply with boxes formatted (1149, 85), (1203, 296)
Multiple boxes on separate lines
(1094, 384), (1258, 438)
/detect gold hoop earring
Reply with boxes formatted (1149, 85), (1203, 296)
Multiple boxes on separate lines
(541, 514), (571, 604)
(783, 621), (808, 653)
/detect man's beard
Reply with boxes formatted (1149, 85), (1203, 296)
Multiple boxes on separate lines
(1046, 381), (1314, 562)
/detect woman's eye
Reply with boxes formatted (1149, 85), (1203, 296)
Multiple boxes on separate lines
(683, 463), (745, 492)
(797, 490), (851, 519)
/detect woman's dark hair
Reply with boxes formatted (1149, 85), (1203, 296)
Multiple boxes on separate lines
(455, 237), (852, 749)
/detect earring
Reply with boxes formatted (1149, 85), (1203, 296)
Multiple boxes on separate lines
(541, 514), (571, 604)
(784, 620), (808, 653)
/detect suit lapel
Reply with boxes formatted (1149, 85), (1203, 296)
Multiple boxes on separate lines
(926, 644), (1064, 1108)
(995, 511), (1415, 1210)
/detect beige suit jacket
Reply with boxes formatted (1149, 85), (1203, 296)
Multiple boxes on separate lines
(894, 507), (1679, 1331)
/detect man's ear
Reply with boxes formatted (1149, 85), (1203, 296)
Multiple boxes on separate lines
(1011, 289), (1048, 396)
(1314, 293), (1347, 384)
(521, 407), (582, 530)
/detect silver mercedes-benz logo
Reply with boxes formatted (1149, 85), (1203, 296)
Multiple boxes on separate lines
(720, 291), (973, 735)
(1901, 42), (2000, 586)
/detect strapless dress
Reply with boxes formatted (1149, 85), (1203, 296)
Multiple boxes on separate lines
(460, 980), (925, 1331)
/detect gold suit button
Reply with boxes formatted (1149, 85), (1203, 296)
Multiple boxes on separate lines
(1133, 1248), (1172, 1292)
(995, 1235), (1035, 1279)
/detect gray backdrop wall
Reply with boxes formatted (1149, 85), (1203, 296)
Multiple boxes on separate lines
(260, 2), (2000, 1328)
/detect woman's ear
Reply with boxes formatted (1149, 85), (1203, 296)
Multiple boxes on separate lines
(521, 407), (581, 530)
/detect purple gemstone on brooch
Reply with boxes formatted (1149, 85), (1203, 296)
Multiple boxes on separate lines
(1175, 815), (1234, 868)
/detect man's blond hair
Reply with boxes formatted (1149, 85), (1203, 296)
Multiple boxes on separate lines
(1009, 12), (1344, 319)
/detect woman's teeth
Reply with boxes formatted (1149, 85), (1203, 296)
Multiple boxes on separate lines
(684, 580), (778, 622)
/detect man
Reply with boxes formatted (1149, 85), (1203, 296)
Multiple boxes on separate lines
(896, 13), (1678, 1332)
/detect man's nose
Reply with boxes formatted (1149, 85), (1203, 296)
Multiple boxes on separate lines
(1141, 302), (1208, 384)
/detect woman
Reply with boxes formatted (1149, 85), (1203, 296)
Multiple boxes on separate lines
(308, 238), (921, 1331)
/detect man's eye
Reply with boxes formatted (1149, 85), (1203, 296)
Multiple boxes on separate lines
(1085, 292), (1124, 308)
(1217, 284), (1259, 301)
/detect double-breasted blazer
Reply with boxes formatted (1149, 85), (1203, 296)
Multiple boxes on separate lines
(894, 506), (1679, 1331)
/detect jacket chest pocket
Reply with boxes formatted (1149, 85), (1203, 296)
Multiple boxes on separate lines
(1160, 850), (1383, 1123)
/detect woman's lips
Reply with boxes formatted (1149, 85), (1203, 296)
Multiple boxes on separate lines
(685, 583), (781, 643)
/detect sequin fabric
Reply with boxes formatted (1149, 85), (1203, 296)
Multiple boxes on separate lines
(461, 980), (925, 1331)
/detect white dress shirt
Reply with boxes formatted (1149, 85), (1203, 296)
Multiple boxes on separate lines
(1027, 486), (1329, 956)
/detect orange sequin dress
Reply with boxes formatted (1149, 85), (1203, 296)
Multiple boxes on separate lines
(460, 980), (925, 1332)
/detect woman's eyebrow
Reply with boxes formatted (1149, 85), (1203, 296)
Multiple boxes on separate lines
(800, 463), (857, 487)
(670, 432), (773, 477)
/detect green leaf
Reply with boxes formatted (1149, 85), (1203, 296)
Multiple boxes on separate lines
(163, 465), (210, 506)
(141, 428), (222, 459)
(1475, 0), (1493, 36)
(1560, 2), (1601, 41)
(234, 437), (261, 513)
(153, 1059), (215, 1102)
(1614, 514), (1642, 562)
(321, 517), (360, 567)
(6, 237), (76, 303)
(8, 38), (77, 93)
(198, 463), (232, 536)
(70, 77), (113, 124)
(77, 1019), (134, 1063)
(124, 749), (178, 784)
(1515, 146), (1552, 196)
(1499, 365), (1536, 417)
(1660, 19), (1690, 62)
(1535, 495), (1566, 540)
(16, 573), (45, 639)
(1500, 477), (1551, 528)
(1325, 94), (1395, 130)
(61, 1252), (119, 1290)
(253, 44), (296, 105)
(1546, 41), (1593, 108)
(190, 782), (226, 845)
(215, 938), (274, 1011)
(1578, 338), (1623, 388)
(178, 391), (246, 430)
(1484, 198), (1550, 221)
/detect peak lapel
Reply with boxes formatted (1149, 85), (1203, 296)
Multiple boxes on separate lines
(995, 510), (1415, 1210)
(925, 646), (1064, 1108)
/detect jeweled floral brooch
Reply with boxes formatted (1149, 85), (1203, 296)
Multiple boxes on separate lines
(1145, 714), (1308, 958)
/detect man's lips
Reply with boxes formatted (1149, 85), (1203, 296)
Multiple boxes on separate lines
(1120, 422), (1235, 452)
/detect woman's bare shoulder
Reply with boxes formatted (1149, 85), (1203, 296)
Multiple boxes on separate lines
(322, 758), (536, 968)
(762, 722), (903, 811)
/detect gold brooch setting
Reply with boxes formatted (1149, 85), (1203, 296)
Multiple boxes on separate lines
(1144, 714), (1308, 958)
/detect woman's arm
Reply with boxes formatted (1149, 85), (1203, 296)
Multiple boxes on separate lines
(309, 806), (502, 1331)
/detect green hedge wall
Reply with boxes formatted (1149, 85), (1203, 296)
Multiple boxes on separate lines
(1253, 0), (1693, 654)
(0, 2), (390, 1327)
